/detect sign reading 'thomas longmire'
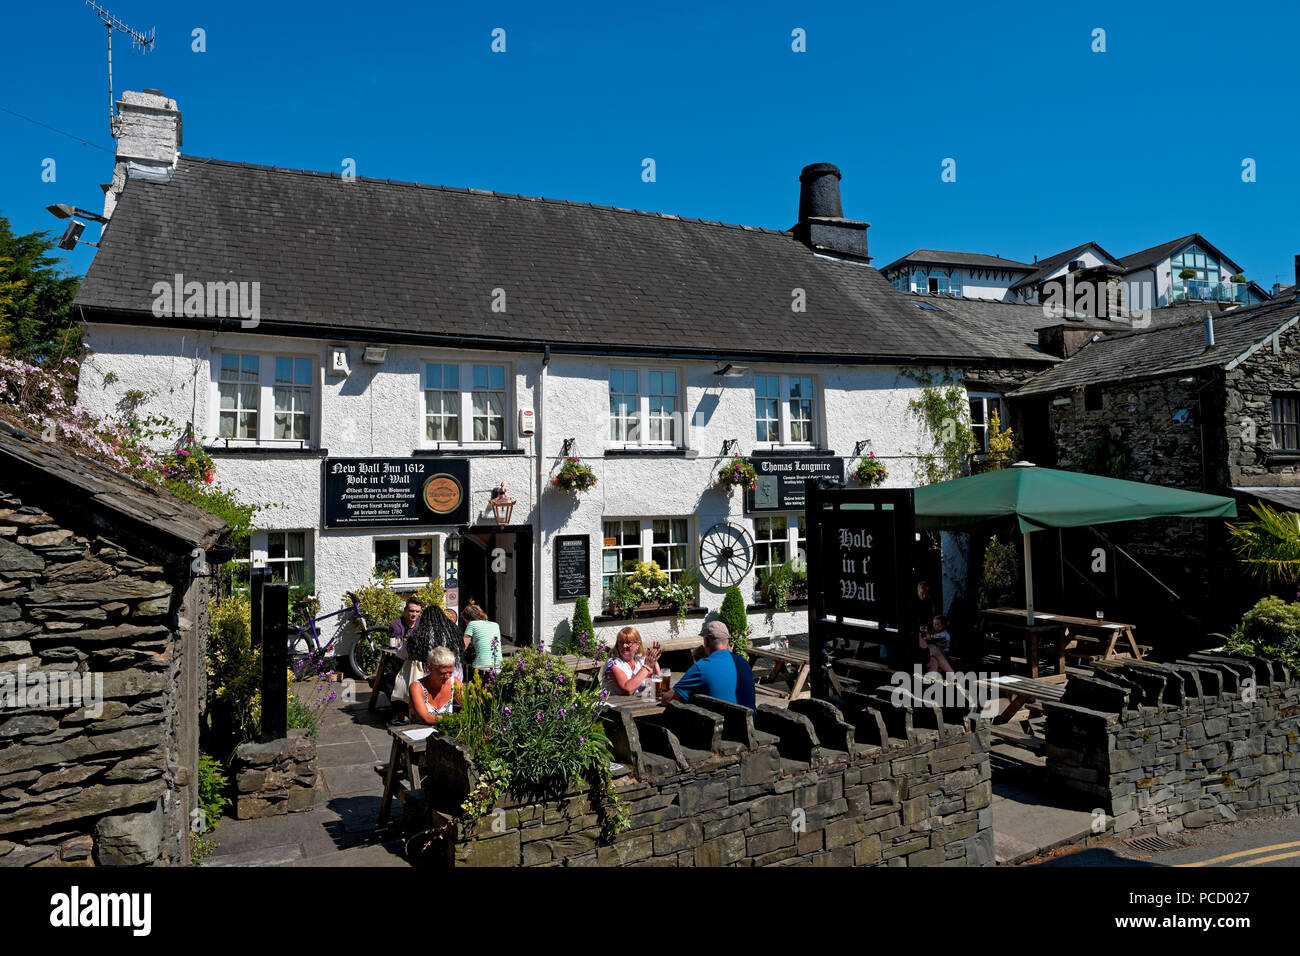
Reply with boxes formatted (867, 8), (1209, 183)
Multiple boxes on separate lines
(322, 458), (470, 528)
(745, 455), (844, 512)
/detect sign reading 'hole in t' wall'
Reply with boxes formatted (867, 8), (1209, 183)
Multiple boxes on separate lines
(322, 457), (470, 528)
(804, 484), (917, 700)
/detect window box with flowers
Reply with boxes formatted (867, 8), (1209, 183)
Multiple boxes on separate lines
(603, 561), (701, 622)
(716, 455), (757, 495)
(850, 453), (887, 487)
(551, 456), (597, 494)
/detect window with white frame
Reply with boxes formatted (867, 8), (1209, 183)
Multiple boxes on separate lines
(421, 362), (510, 446)
(234, 531), (314, 592)
(607, 367), (680, 446)
(968, 393), (1006, 453)
(602, 518), (694, 603)
(374, 534), (444, 583)
(215, 353), (317, 445)
(754, 373), (819, 446)
(753, 514), (806, 596)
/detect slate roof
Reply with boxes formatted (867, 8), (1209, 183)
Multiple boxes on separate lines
(1009, 242), (1119, 291)
(75, 156), (1052, 366)
(1012, 298), (1300, 396)
(1117, 233), (1243, 276)
(1234, 487), (1300, 511)
(892, 294), (1059, 363)
(878, 249), (1035, 273)
(0, 419), (227, 552)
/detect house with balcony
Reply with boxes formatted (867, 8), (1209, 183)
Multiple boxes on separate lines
(69, 92), (1059, 651)
(1118, 234), (1270, 308)
(879, 250), (1035, 301)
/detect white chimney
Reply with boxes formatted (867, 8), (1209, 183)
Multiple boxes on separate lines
(101, 89), (182, 222)
(1203, 310), (1215, 348)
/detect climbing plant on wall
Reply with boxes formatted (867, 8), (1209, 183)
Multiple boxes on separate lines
(904, 370), (977, 485)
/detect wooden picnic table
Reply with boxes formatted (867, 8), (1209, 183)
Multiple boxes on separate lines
(746, 643), (811, 700)
(368, 648), (402, 712)
(378, 724), (433, 827)
(981, 608), (1145, 673)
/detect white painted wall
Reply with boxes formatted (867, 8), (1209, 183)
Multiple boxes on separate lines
(80, 323), (963, 651)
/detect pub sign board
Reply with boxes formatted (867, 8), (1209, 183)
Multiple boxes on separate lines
(804, 483), (916, 699)
(553, 534), (590, 600)
(746, 455), (845, 513)
(322, 457), (470, 529)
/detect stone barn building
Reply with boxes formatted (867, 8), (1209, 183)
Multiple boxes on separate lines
(0, 420), (225, 866)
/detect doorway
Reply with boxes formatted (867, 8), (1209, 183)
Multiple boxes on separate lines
(457, 525), (533, 646)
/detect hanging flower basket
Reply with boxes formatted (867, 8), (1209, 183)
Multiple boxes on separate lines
(716, 454), (757, 494)
(552, 456), (598, 494)
(851, 453), (887, 487)
(162, 434), (216, 485)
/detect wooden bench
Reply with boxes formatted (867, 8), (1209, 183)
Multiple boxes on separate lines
(747, 644), (811, 700)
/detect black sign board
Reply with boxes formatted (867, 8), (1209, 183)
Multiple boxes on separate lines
(805, 484), (916, 699)
(322, 458), (470, 529)
(746, 455), (845, 512)
(553, 534), (590, 600)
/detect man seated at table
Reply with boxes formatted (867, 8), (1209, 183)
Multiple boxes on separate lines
(383, 597), (422, 726)
(662, 621), (755, 709)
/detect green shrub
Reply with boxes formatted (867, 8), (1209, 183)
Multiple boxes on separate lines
(718, 585), (750, 658)
(980, 536), (1019, 609)
(207, 594), (260, 749)
(196, 751), (229, 832)
(1223, 596), (1300, 669)
(570, 596), (595, 651)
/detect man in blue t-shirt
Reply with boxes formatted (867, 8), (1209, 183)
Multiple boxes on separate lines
(662, 621), (755, 709)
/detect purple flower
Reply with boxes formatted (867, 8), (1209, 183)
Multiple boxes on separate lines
(536, 711), (544, 724)
(503, 705), (511, 716)
(559, 707), (567, 718)
(579, 736), (585, 746)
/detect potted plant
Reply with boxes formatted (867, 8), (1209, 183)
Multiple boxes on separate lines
(850, 452), (888, 487)
(756, 560), (796, 611)
(716, 454), (757, 494)
(162, 433), (216, 485)
(1178, 268), (1198, 281)
(552, 456), (597, 494)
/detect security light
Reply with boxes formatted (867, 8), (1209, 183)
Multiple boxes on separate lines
(362, 346), (388, 364)
(713, 364), (749, 378)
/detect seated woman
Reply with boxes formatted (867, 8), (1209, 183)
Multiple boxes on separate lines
(390, 604), (465, 725)
(409, 646), (462, 725)
(602, 626), (662, 696)
(462, 600), (504, 672)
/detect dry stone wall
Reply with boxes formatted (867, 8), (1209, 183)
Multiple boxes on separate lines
(0, 492), (203, 866)
(419, 691), (994, 867)
(1044, 653), (1299, 837)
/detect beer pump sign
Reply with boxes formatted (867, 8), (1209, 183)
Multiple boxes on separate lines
(323, 457), (470, 528)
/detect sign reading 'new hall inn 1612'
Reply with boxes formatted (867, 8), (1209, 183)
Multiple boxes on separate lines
(323, 458), (471, 529)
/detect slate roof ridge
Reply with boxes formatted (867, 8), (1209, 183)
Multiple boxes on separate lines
(879, 248), (1036, 272)
(173, 154), (790, 237)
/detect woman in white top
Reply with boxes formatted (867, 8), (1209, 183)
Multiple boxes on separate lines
(603, 626), (662, 696)
(410, 646), (462, 725)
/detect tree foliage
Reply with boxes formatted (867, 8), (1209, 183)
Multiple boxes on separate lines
(0, 214), (81, 362)
(1227, 502), (1300, 585)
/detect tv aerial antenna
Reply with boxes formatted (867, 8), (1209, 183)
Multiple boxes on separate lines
(85, 1), (156, 137)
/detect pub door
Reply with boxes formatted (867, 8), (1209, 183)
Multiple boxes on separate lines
(458, 527), (533, 648)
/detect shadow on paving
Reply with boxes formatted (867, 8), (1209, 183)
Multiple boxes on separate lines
(203, 683), (413, 867)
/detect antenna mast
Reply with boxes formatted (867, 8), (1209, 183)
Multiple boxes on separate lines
(84, 1), (155, 137)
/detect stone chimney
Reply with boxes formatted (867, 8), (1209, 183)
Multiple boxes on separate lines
(792, 163), (870, 261)
(1294, 254), (1300, 289)
(101, 89), (182, 221)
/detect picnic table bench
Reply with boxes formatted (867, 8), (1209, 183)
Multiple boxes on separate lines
(377, 724), (433, 827)
(747, 644), (811, 700)
(980, 608), (1146, 675)
(973, 672), (1068, 731)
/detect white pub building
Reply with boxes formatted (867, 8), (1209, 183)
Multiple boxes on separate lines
(71, 91), (1053, 654)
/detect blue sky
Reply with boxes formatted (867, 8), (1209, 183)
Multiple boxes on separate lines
(3, 0), (1299, 288)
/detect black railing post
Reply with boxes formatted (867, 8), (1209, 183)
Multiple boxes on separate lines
(261, 581), (289, 742)
(250, 565), (268, 650)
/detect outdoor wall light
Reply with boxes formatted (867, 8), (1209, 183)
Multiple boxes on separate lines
(46, 203), (108, 224)
(362, 346), (388, 364)
(489, 484), (516, 529)
(446, 533), (462, 556)
(713, 364), (748, 378)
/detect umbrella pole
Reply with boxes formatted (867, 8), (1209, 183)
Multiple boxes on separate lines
(1024, 530), (1035, 625)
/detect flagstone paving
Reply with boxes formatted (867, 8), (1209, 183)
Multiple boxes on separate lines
(202, 685), (411, 868)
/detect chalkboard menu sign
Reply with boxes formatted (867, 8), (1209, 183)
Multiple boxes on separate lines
(554, 535), (590, 600)
(746, 455), (844, 512)
(322, 458), (470, 529)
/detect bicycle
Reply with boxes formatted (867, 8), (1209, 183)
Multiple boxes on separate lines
(290, 591), (392, 680)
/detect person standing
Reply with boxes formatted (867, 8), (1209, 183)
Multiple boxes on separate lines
(462, 599), (504, 672)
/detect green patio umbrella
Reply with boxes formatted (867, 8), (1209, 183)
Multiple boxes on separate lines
(913, 462), (1237, 623)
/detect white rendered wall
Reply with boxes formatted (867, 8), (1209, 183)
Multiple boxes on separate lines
(81, 323), (962, 650)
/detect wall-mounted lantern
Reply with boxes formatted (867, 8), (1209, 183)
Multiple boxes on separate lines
(488, 484), (516, 529)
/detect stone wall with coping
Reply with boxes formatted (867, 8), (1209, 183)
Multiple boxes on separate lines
(417, 689), (993, 867)
(231, 729), (317, 818)
(0, 493), (206, 866)
(1044, 653), (1300, 837)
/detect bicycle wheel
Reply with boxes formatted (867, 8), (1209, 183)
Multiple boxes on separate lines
(350, 626), (390, 680)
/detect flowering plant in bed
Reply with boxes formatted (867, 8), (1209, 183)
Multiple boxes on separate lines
(162, 434), (216, 485)
(716, 454), (757, 493)
(551, 456), (598, 494)
(439, 647), (630, 838)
